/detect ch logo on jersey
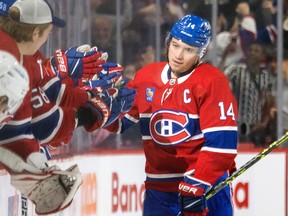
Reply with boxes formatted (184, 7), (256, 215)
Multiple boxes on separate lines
(149, 110), (192, 145)
(146, 88), (155, 102)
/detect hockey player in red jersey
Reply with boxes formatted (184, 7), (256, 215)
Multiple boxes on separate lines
(0, 0), (131, 150)
(0, 0), (117, 161)
(106, 14), (238, 216)
(0, 0), (135, 214)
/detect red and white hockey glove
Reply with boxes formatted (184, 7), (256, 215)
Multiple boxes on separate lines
(50, 44), (107, 80)
(178, 170), (211, 216)
(78, 87), (117, 131)
(79, 86), (136, 131)
(11, 164), (82, 215)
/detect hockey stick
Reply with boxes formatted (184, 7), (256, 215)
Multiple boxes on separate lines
(206, 131), (288, 200)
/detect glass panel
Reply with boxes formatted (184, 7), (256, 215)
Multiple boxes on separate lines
(39, 0), (286, 156)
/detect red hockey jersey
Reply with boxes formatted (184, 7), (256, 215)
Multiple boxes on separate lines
(0, 29), (88, 160)
(107, 62), (238, 192)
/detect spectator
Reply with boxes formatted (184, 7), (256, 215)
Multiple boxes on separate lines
(206, 1), (257, 70)
(224, 42), (274, 143)
(123, 63), (138, 80)
(121, 21), (142, 65)
(215, 32), (243, 71)
(232, 1), (257, 59)
(249, 49), (288, 146)
(93, 0), (133, 28)
(91, 0), (133, 63)
(282, 50), (288, 132)
(91, 15), (117, 62)
(123, 44), (155, 81)
(135, 44), (156, 69)
(132, 1), (181, 50)
(252, 0), (278, 45)
(90, 0), (103, 12)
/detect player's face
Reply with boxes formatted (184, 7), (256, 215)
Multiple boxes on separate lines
(31, 24), (53, 54)
(168, 38), (199, 76)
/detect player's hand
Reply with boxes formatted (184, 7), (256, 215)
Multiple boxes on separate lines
(117, 87), (136, 113)
(86, 72), (126, 90)
(51, 44), (107, 80)
(94, 62), (124, 79)
(81, 87), (136, 131)
(178, 170), (211, 216)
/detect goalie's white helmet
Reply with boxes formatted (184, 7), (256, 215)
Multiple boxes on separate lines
(0, 51), (29, 128)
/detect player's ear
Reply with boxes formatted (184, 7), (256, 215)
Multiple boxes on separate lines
(32, 27), (40, 41)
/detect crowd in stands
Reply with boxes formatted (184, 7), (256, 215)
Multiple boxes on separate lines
(55, 0), (288, 156)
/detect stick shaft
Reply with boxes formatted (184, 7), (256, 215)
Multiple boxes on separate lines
(206, 132), (288, 199)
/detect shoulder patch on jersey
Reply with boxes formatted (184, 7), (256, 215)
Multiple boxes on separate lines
(149, 109), (194, 145)
(146, 88), (155, 102)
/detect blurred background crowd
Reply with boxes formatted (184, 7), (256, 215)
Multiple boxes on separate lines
(41, 0), (288, 156)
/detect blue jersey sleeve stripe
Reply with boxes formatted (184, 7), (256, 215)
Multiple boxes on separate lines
(0, 121), (32, 140)
(43, 78), (62, 103)
(203, 130), (238, 150)
(120, 116), (137, 133)
(31, 108), (60, 141)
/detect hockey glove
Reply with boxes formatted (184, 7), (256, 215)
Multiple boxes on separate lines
(85, 61), (125, 88)
(95, 62), (124, 78)
(80, 87), (117, 131)
(86, 73), (125, 90)
(117, 87), (136, 113)
(11, 164), (82, 215)
(178, 170), (211, 216)
(81, 87), (136, 131)
(100, 87), (136, 126)
(51, 44), (107, 80)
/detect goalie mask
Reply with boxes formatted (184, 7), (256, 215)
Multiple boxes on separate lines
(0, 51), (29, 128)
(166, 14), (211, 59)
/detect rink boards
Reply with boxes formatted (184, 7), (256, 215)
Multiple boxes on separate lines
(0, 149), (287, 216)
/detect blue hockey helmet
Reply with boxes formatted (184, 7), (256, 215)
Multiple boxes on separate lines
(0, 0), (15, 16)
(168, 14), (212, 58)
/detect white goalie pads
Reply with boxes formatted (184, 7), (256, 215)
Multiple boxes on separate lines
(11, 164), (83, 215)
(0, 146), (82, 215)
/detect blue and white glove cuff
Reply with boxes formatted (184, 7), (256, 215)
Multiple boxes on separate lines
(184, 170), (212, 193)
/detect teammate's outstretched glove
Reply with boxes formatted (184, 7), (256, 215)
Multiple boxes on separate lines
(80, 87), (136, 131)
(85, 61), (125, 87)
(96, 62), (124, 78)
(178, 170), (211, 216)
(86, 73), (125, 90)
(51, 44), (107, 79)
(79, 87), (118, 131)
